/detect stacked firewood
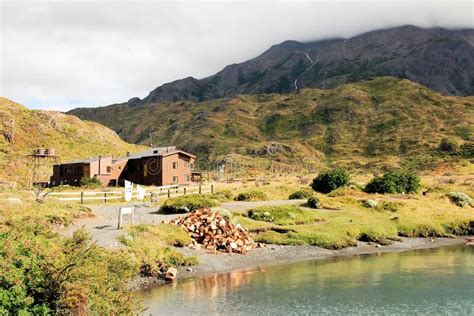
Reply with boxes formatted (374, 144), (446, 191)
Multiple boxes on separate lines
(170, 208), (256, 254)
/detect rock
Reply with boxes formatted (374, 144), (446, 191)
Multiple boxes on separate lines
(186, 268), (194, 272)
(6, 197), (22, 204)
(165, 267), (178, 282)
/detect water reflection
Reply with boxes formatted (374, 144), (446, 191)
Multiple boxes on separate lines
(139, 246), (474, 315)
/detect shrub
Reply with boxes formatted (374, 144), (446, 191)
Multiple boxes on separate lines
(438, 138), (459, 153)
(307, 197), (321, 209)
(212, 190), (233, 201)
(363, 199), (378, 208)
(0, 220), (137, 314)
(310, 168), (351, 194)
(247, 205), (319, 225)
(235, 190), (268, 201)
(80, 176), (101, 189)
(160, 194), (219, 214)
(364, 170), (420, 194)
(459, 143), (474, 158)
(288, 188), (314, 199)
(447, 192), (472, 208)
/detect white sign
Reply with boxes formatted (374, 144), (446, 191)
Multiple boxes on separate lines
(124, 180), (132, 202)
(137, 185), (145, 201)
(118, 206), (134, 229)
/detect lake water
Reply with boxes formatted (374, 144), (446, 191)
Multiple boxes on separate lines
(139, 245), (474, 315)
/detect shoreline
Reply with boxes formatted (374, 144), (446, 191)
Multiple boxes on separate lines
(133, 236), (469, 290)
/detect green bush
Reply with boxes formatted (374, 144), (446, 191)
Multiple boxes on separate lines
(247, 205), (319, 225)
(0, 219), (137, 314)
(160, 194), (219, 214)
(438, 138), (459, 153)
(363, 199), (378, 208)
(307, 197), (321, 209)
(80, 176), (101, 189)
(310, 168), (351, 194)
(447, 192), (472, 208)
(364, 170), (420, 194)
(459, 143), (474, 158)
(212, 190), (233, 201)
(288, 188), (314, 199)
(235, 190), (268, 201)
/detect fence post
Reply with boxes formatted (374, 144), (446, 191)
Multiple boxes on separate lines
(168, 189), (171, 198)
(104, 192), (107, 203)
(211, 184), (214, 194)
(184, 187), (187, 195)
(199, 185), (202, 194)
(80, 192), (84, 204)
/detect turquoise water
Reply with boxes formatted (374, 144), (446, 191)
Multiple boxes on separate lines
(139, 245), (474, 315)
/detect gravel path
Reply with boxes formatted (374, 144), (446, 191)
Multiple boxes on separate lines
(60, 200), (306, 248)
(60, 203), (181, 248)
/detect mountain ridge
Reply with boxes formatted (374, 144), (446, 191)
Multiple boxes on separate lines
(104, 25), (474, 108)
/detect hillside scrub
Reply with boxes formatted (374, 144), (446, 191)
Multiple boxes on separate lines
(447, 192), (472, 208)
(160, 194), (219, 214)
(235, 190), (268, 201)
(307, 197), (321, 209)
(311, 169), (351, 194)
(0, 220), (138, 314)
(364, 170), (420, 194)
(288, 188), (315, 199)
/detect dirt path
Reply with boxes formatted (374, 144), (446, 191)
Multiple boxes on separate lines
(60, 203), (181, 248)
(60, 200), (306, 247)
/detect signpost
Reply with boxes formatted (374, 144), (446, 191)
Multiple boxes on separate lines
(124, 180), (132, 202)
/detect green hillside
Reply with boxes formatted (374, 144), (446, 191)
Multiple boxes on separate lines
(0, 97), (145, 186)
(70, 77), (473, 172)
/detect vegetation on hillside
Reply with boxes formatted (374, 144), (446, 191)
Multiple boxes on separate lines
(0, 97), (143, 186)
(68, 78), (473, 173)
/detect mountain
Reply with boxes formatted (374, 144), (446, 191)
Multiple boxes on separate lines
(0, 97), (143, 185)
(68, 77), (473, 171)
(117, 25), (473, 106)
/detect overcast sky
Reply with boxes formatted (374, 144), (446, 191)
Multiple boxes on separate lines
(1, 0), (473, 111)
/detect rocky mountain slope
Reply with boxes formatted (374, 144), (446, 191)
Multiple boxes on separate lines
(69, 77), (473, 171)
(109, 25), (473, 107)
(0, 97), (143, 185)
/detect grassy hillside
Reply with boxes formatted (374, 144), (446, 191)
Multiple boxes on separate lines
(0, 97), (144, 185)
(69, 77), (473, 173)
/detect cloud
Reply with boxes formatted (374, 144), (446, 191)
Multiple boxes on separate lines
(1, 0), (473, 111)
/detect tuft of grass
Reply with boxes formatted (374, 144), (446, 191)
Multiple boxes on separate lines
(160, 194), (219, 214)
(247, 205), (320, 225)
(288, 188), (314, 199)
(235, 190), (268, 201)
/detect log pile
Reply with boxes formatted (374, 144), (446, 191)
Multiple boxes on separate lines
(170, 208), (256, 254)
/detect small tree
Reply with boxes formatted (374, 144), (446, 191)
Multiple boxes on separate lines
(438, 138), (458, 153)
(310, 168), (351, 194)
(80, 176), (101, 189)
(364, 170), (420, 194)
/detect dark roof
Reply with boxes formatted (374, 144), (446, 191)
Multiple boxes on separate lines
(60, 157), (103, 164)
(113, 146), (195, 162)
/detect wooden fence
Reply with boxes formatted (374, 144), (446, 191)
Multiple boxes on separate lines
(49, 184), (213, 204)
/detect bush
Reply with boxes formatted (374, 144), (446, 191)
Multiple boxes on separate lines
(80, 176), (101, 189)
(160, 194), (219, 214)
(310, 168), (351, 194)
(459, 143), (474, 158)
(447, 192), (472, 208)
(307, 197), (321, 209)
(0, 220), (137, 314)
(247, 205), (319, 225)
(362, 199), (378, 208)
(235, 190), (268, 201)
(438, 138), (459, 153)
(364, 170), (420, 194)
(288, 188), (315, 199)
(212, 190), (233, 201)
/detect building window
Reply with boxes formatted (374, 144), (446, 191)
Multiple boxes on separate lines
(173, 162), (178, 169)
(190, 163), (194, 170)
(106, 166), (112, 173)
(185, 174), (190, 181)
(65, 168), (72, 174)
(74, 166), (82, 173)
(172, 176), (178, 183)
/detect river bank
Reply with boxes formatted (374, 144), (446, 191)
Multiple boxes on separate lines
(133, 236), (469, 289)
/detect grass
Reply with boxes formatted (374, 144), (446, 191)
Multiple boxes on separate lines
(232, 183), (474, 249)
(160, 194), (219, 213)
(118, 224), (198, 276)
